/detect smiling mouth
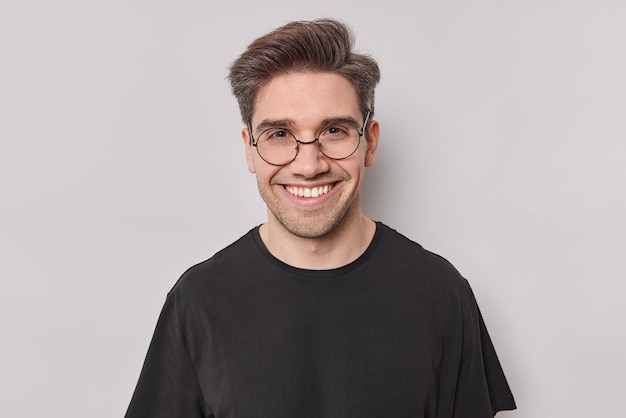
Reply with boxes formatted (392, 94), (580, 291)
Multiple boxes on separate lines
(285, 184), (334, 198)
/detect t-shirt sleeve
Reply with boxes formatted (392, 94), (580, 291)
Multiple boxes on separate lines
(125, 293), (210, 418)
(451, 282), (517, 417)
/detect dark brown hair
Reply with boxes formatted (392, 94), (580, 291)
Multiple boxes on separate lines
(228, 18), (381, 125)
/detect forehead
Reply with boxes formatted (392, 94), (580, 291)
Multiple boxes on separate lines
(252, 71), (360, 126)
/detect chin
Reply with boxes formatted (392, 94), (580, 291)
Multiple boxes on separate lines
(276, 213), (347, 239)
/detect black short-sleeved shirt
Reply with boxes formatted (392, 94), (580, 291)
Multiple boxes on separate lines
(126, 223), (516, 417)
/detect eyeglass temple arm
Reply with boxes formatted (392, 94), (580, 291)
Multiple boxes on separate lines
(247, 123), (256, 146)
(361, 110), (372, 135)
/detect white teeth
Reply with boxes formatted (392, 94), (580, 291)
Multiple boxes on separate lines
(286, 184), (332, 198)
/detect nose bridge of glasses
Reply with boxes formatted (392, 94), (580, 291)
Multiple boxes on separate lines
(294, 136), (322, 162)
(295, 136), (321, 146)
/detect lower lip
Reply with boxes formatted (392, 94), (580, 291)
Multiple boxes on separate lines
(281, 183), (340, 207)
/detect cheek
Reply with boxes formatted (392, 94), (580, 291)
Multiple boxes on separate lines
(340, 159), (366, 183)
(355, 147), (369, 167)
(254, 163), (281, 185)
(362, 145), (376, 167)
(245, 145), (257, 173)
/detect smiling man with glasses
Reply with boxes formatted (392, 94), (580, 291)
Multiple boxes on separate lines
(126, 18), (516, 418)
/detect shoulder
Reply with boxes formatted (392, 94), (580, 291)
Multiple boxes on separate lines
(375, 222), (474, 296)
(376, 223), (461, 275)
(167, 227), (261, 300)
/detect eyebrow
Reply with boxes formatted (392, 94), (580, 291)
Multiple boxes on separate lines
(254, 115), (361, 133)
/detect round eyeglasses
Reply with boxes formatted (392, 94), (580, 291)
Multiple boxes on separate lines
(248, 111), (371, 166)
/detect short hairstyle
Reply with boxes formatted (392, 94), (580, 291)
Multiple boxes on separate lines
(227, 18), (381, 125)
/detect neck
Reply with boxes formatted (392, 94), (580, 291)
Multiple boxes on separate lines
(259, 213), (376, 270)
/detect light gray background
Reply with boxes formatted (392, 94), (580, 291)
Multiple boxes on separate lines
(1, 1), (624, 417)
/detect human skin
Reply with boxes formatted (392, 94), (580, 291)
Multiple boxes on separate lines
(242, 71), (380, 269)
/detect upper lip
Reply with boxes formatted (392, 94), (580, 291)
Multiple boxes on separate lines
(281, 181), (337, 188)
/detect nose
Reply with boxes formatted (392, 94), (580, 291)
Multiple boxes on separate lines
(289, 138), (330, 178)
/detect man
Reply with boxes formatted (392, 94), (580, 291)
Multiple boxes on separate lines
(126, 18), (516, 417)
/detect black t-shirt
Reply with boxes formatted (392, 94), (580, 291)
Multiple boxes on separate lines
(126, 223), (516, 417)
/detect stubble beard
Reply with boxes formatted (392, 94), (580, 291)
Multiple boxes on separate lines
(257, 181), (360, 239)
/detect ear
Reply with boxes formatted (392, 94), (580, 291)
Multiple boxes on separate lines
(242, 127), (256, 173)
(364, 119), (380, 167)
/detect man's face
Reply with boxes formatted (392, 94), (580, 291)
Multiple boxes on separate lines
(242, 71), (379, 239)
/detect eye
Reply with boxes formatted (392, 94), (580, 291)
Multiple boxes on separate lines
(262, 129), (293, 143)
(320, 125), (351, 141)
(270, 129), (288, 138)
(328, 126), (345, 135)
